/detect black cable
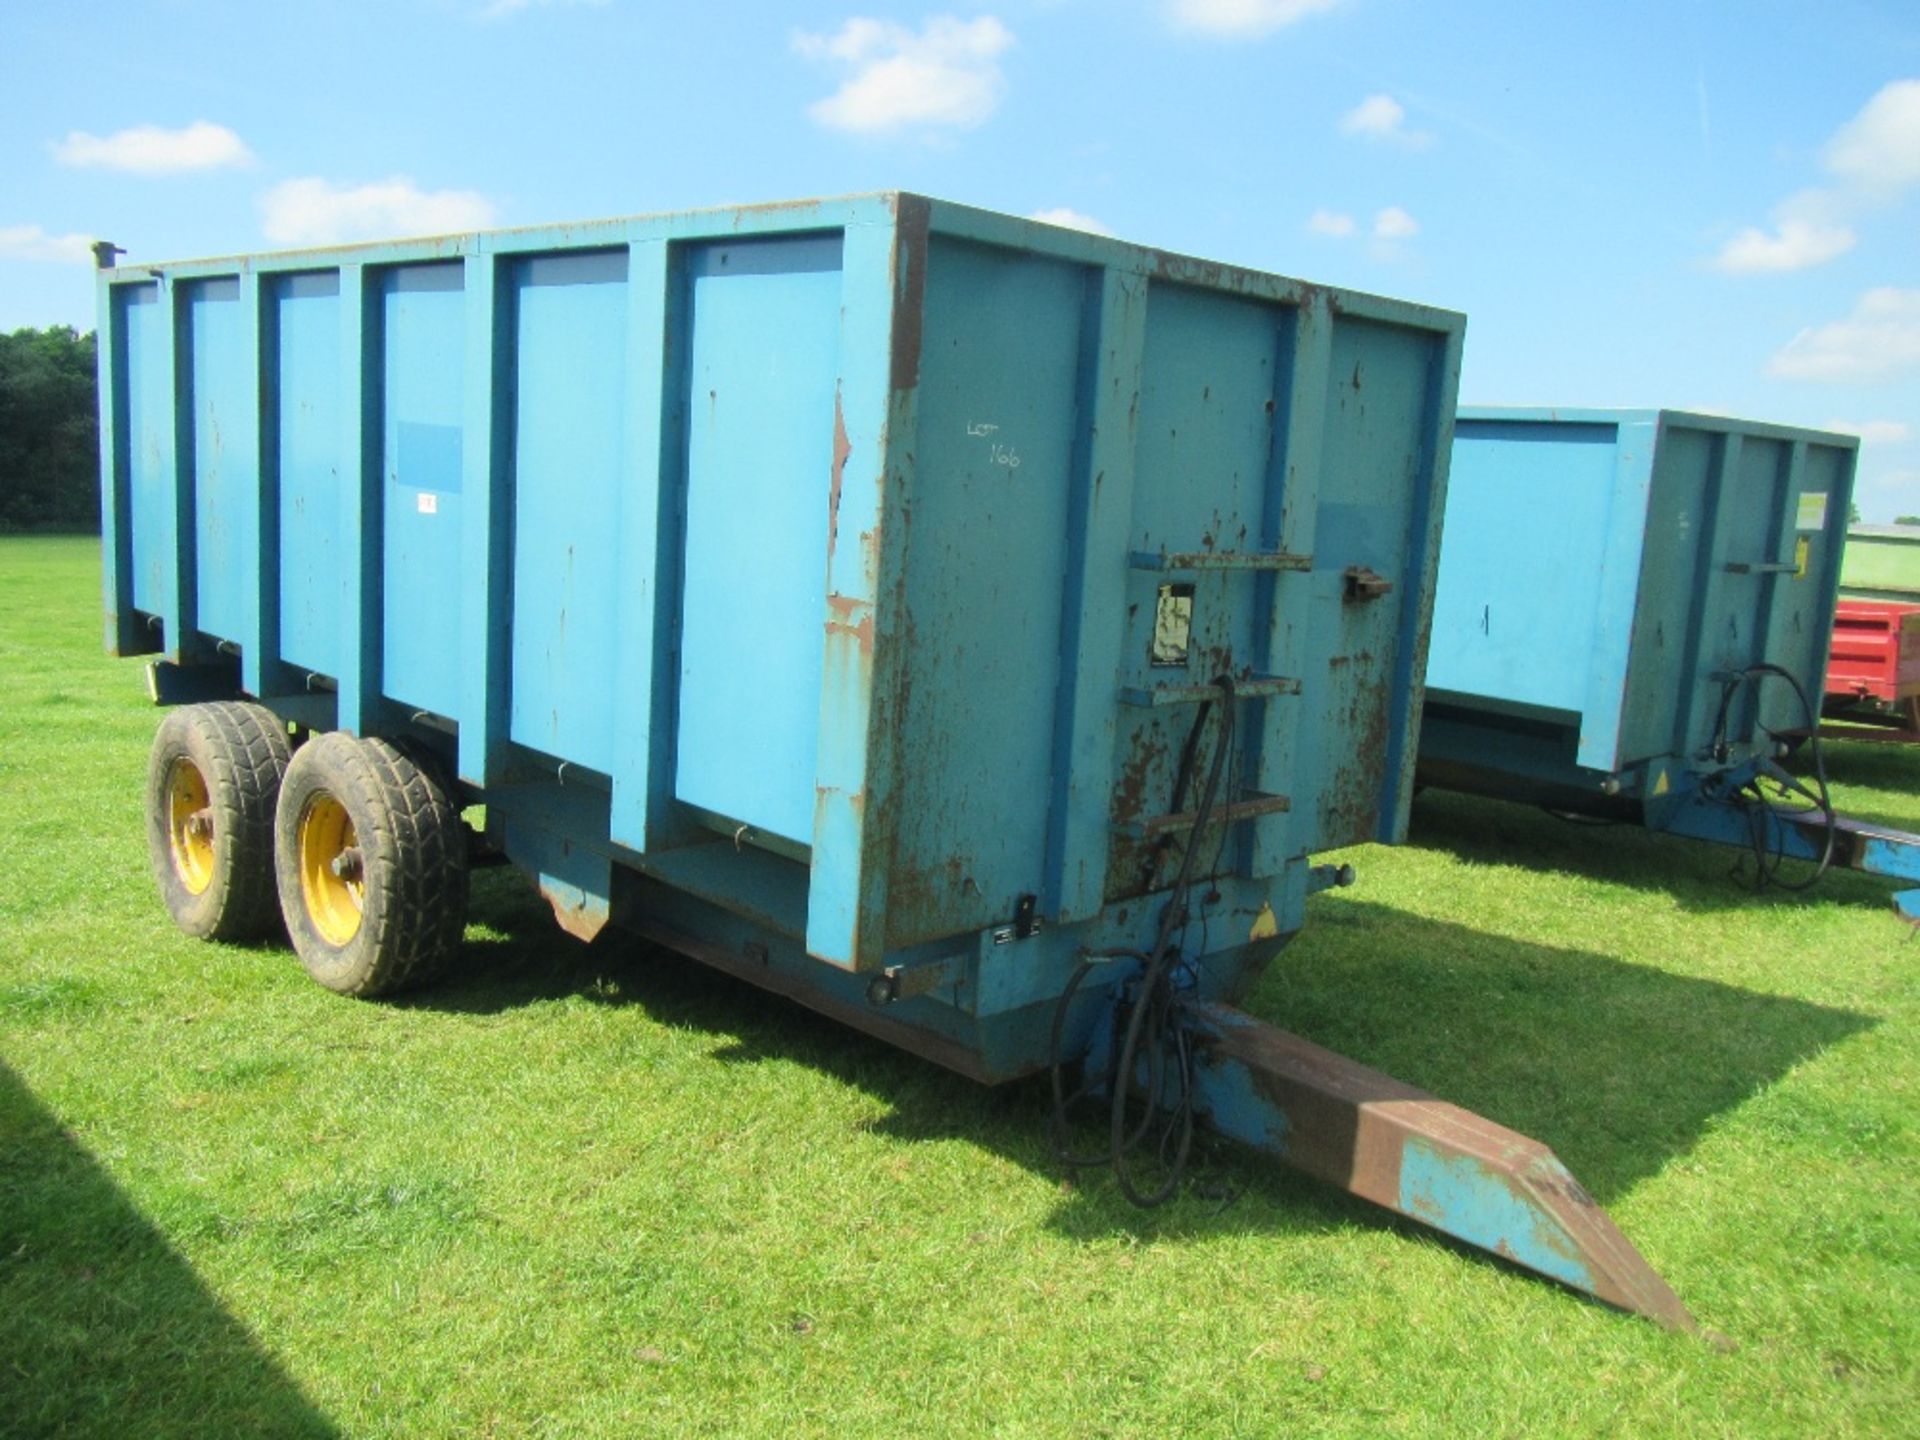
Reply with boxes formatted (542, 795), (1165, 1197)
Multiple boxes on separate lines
(1140, 694), (1214, 891)
(1047, 674), (1238, 1208)
(1706, 662), (1836, 894)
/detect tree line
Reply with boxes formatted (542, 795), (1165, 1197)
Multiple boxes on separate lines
(0, 326), (99, 532)
(0, 322), (1906, 536)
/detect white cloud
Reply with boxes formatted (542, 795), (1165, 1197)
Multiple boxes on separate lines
(1825, 419), (1913, 445)
(1373, 206), (1419, 240)
(1824, 78), (1920, 198)
(1167, 0), (1345, 38)
(1713, 215), (1856, 273)
(1028, 207), (1112, 235)
(1717, 78), (1920, 274)
(260, 177), (497, 246)
(0, 225), (94, 264)
(1307, 209), (1355, 237)
(479, 0), (608, 17)
(1339, 94), (1434, 150)
(1769, 288), (1920, 382)
(51, 120), (251, 175)
(793, 16), (1013, 136)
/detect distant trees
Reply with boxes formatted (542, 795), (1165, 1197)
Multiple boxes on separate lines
(0, 327), (99, 532)
(1897, 515), (1920, 526)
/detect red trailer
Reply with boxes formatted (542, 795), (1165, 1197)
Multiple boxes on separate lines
(1823, 600), (1920, 738)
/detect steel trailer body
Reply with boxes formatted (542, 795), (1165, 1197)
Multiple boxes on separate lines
(96, 196), (1685, 1324)
(1418, 408), (1920, 914)
(1821, 528), (1920, 741)
(1822, 600), (1920, 736)
(1838, 522), (1920, 605)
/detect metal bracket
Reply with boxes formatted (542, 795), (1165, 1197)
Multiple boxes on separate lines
(146, 657), (242, 707)
(1307, 862), (1356, 894)
(1343, 565), (1394, 601)
(990, 893), (1042, 946)
(865, 954), (958, 1006)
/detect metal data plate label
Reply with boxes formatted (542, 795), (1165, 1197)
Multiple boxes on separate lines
(1796, 490), (1828, 532)
(1151, 583), (1194, 667)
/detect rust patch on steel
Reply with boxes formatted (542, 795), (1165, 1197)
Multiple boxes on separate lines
(1112, 720), (1167, 825)
(884, 850), (979, 942)
(828, 390), (851, 557)
(1187, 1003), (1696, 1330)
(889, 196), (930, 393)
(824, 593), (876, 657)
(1323, 660), (1390, 842)
(1106, 718), (1176, 901)
(539, 878), (610, 943)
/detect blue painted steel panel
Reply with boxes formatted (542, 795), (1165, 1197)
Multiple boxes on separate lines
(97, 191), (1464, 1046)
(379, 263), (465, 720)
(1424, 408), (1858, 804)
(185, 277), (249, 647)
(1299, 316), (1452, 845)
(886, 237), (1082, 938)
(119, 284), (170, 618)
(1426, 421), (1625, 719)
(1396, 1139), (1592, 1292)
(506, 249), (629, 773)
(674, 236), (842, 844)
(273, 272), (342, 677)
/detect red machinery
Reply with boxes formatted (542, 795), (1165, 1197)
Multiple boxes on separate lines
(1823, 600), (1920, 739)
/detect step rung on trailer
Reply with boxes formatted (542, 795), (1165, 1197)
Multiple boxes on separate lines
(1118, 675), (1302, 707)
(1129, 549), (1313, 573)
(1114, 790), (1292, 840)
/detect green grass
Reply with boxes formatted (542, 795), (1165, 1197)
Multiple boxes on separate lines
(1, 533), (1914, 1438)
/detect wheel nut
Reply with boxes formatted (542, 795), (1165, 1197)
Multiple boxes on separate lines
(185, 809), (214, 839)
(330, 848), (364, 883)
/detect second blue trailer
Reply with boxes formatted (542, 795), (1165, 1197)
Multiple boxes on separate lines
(1420, 406), (1920, 916)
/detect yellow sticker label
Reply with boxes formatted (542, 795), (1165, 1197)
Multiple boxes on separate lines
(1794, 535), (1810, 578)
(1249, 902), (1279, 942)
(1652, 770), (1670, 797)
(1796, 490), (1828, 532)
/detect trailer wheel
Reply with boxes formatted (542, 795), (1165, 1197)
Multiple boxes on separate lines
(274, 733), (469, 997)
(146, 702), (293, 942)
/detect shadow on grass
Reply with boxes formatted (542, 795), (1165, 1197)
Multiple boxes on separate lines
(1262, 898), (1875, 1203)
(1815, 735), (1920, 796)
(1409, 787), (1906, 915)
(419, 868), (1873, 1254)
(0, 1059), (337, 1439)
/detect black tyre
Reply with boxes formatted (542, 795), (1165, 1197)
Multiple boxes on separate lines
(274, 732), (469, 996)
(145, 701), (293, 942)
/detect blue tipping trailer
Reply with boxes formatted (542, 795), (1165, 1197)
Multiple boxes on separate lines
(97, 196), (1689, 1325)
(1420, 406), (1920, 916)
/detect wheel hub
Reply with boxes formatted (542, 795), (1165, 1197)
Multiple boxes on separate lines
(298, 793), (364, 946)
(165, 759), (216, 895)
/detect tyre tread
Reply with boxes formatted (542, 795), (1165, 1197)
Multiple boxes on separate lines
(274, 732), (469, 997)
(145, 700), (291, 942)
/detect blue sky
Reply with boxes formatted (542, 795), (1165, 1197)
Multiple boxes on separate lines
(4, 0), (1916, 515)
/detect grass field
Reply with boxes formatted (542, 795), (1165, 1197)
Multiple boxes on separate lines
(1, 533), (1914, 1438)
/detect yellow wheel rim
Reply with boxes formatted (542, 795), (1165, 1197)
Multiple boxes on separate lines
(166, 758), (216, 895)
(298, 793), (364, 946)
